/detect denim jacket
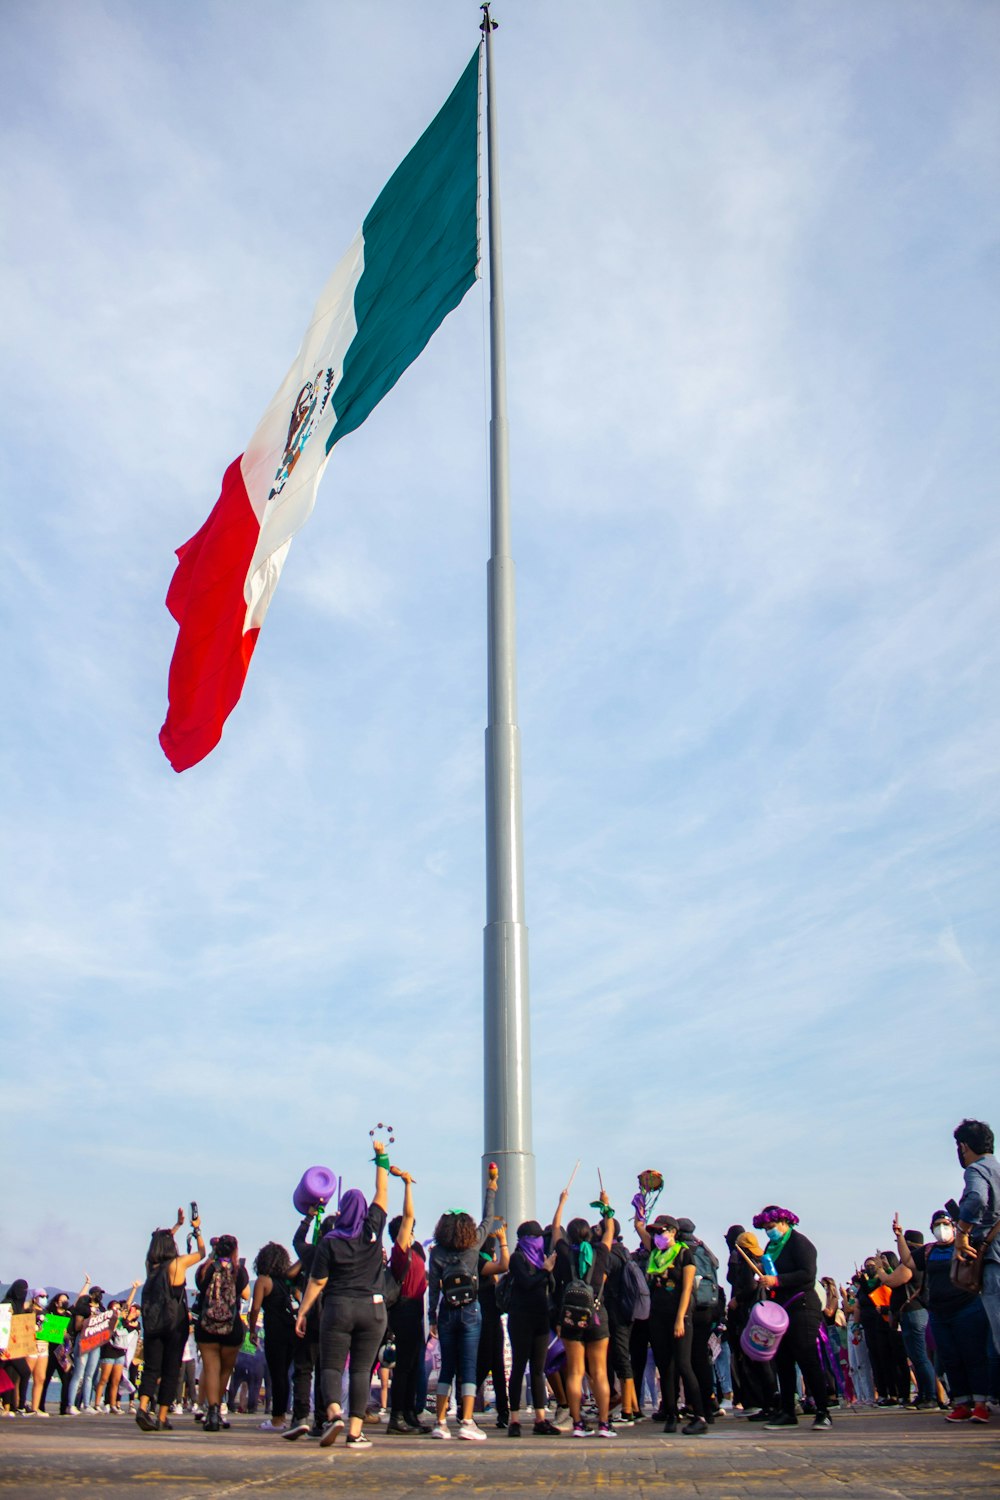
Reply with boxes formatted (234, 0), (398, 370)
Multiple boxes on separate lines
(958, 1154), (1000, 1265)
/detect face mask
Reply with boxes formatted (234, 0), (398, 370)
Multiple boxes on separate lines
(932, 1223), (954, 1244)
(766, 1227), (783, 1243)
(653, 1233), (672, 1250)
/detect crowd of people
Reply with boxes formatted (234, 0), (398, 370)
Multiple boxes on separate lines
(3, 1118), (998, 1447)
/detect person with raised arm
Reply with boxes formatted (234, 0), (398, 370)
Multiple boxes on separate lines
(505, 1217), (560, 1436)
(426, 1162), (499, 1441)
(137, 1205), (204, 1431)
(295, 1137), (401, 1451)
(552, 1184), (616, 1438)
(634, 1210), (706, 1435)
(386, 1168), (430, 1434)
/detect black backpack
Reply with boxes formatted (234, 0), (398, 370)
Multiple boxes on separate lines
(141, 1265), (183, 1338)
(494, 1272), (513, 1315)
(691, 1242), (720, 1310)
(560, 1248), (597, 1333)
(441, 1253), (477, 1309)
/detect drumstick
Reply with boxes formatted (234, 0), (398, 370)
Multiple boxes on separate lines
(597, 1167), (605, 1193)
(736, 1243), (764, 1279)
(565, 1159), (581, 1193)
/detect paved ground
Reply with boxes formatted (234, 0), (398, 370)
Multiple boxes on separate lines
(1, 1407), (997, 1498)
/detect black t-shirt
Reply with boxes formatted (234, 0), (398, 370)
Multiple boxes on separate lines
(645, 1244), (695, 1297)
(553, 1239), (610, 1305)
(508, 1246), (552, 1319)
(912, 1242), (976, 1319)
(311, 1203), (387, 1300)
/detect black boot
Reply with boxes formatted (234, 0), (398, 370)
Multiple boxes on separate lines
(404, 1409), (431, 1432)
(204, 1404), (220, 1433)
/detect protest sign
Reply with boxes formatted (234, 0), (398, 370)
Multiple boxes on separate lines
(4, 1313), (41, 1359)
(37, 1312), (71, 1344)
(78, 1307), (116, 1353)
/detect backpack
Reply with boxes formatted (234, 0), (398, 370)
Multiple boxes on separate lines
(616, 1256), (651, 1323)
(494, 1272), (513, 1315)
(141, 1265), (184, 1338)
(691, 1241), (719, 1310)
(200, 1259), (239, 1336)
(441, 1253), (478, 1309)
(559, 1248), (597, 1333)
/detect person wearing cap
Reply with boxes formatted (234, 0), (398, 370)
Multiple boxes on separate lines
(727, 1230), (778, 1417)
(872, 1223), (937, 1408)
(675, 1218), (720, 1422)
(634, 1211), (708, 1435)
(66, 1282), (107, 1414)
(94, 1282), (141, 1413)
(752, 1205), (831, 1431)
(894, 1208), (991, 1423)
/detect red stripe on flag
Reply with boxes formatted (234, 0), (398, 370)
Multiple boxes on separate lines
(159, 457), (262, 772)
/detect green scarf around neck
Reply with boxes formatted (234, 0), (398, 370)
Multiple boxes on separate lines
(647, 1240), (686, 1278)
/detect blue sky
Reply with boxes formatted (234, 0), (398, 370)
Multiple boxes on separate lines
(1, 0), (997, 1295)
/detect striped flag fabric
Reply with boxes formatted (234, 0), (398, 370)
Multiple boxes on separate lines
(159, 51), (480, 772)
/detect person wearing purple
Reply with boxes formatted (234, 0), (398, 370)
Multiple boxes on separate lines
(505, 1221), (560, 1436)
(296, 1138), (399, 1452)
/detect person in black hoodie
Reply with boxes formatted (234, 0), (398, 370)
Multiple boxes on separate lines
(752, 1205), (831, 1430)
(505, 1219), (560, 1436)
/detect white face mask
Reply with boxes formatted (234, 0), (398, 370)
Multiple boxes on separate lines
(932, 1223), (954, 1244)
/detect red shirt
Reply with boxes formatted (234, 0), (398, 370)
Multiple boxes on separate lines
(390, 1241), (428, 1300)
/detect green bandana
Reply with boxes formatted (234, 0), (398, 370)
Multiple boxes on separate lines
(647, 1240), (686, 1278)
(767, 1228), (792, 1262)
(576, 1242), (594, 1277)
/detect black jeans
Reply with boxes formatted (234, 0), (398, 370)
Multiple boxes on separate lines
(775, 1308), (828, 1416)
(263, 1319), (296, 1419)
(41, 1356), (71, 1414)
(475, 1301), (508, 1420)
(389, 1297), (426, 1418)
(691, 1306), (715, 1415)
(507, 1305), (549, 1413)
(139, 1324), (188, 1408)
(320, 1295), (387, 1419)
(629, 1318), (651, 1408)
(649, 1295), (704, 1421)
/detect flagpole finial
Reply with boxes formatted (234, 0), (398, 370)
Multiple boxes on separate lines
(480, 3), (498, 33)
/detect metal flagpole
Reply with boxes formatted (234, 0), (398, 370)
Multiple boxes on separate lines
(480, 3), (535, 1232)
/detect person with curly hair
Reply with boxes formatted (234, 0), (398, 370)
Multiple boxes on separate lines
(427, 1163), (498, 1441)
(752, 1205), (831, 1431)
(194, 1233), (249, 1433)
(248, 1242), (301, 1433)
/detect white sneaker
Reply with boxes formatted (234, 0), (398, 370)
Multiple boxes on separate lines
(430, 1422), (451, 1439)
(458, 1420), (487, 1441)
(82, 1406), (98, 1415)
(171, 1403), (183, 1415)
(258, 1419), (286, 1432)
(36, 1410), (51, 1419)
(191, 1404), (203, 1415)
(220, 1403), (229, 1418)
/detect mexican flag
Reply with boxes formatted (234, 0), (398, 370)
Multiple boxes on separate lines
(159, 50), (480, 772)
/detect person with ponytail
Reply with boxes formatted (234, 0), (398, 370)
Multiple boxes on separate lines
(552, 1187), (616, 1438)
(635, 1212), (707, 1435)
(504, 1218), (560, 1436)
(295, 1137), (404, 1451)
(752, 1205), (831, 1431)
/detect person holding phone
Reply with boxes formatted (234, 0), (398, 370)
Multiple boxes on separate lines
(137, 1205), (204, 1431)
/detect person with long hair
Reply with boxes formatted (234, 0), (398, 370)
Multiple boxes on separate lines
(137, 1207), (205, 1431)
(94, 1283), (140, 1413)
(752, 1204), (832, 1431)
(635, 1212), (707, 1436)
(385, 1170), (430, 1435)
(295, 1137), (403, 1451)
(553, 1186), (617, 1438)
(38, 1291), (74, 1415)
(505, 1218), (560, 1436)
(194, 1232), (247, 1432)
(66, 1282), (108, 1414)
(248, 1242), (301, 1433)
(427, 1163), (499, 1441)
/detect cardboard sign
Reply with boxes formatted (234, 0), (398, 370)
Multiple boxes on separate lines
(4, 1313), (41, 1359)
(78, 1307), (116, 1353)
(37, 1312), (71, 1345)
(0, 1303), (11, 1353)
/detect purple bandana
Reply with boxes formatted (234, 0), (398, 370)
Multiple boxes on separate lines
(518, 1234), (546, 1269)
(328, 1188), (368, 1240)
(653, 1233), (671, 1251)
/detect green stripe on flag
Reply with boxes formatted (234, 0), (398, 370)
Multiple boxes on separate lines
(329, 49), (480, 450)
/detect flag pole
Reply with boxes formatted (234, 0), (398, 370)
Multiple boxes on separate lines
(480, 2), (535, 1231)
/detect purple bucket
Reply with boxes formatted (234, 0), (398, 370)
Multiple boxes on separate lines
(293, 1165), (337, 1216)
(740, 1300), (789, 1362)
